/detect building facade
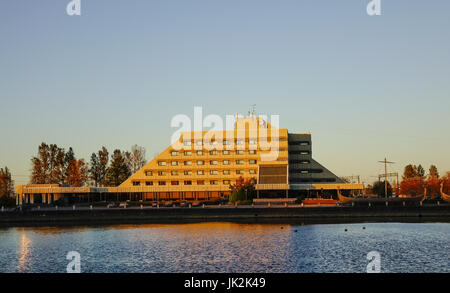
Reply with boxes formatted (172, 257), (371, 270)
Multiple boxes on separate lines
(16, 116), (362, 205)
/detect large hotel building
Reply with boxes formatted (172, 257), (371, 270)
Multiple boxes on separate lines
(16, 116), (362, 205)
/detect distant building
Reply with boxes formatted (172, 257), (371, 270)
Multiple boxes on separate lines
(16, 116), (362, 205)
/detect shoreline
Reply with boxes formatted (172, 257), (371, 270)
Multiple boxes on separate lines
(1, 204), (449, 227)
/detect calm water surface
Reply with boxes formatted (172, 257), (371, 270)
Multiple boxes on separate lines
(0, 222), (448, 273)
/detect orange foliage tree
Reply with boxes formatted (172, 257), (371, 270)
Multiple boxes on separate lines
(425, 176), (441, 199)
(229, 176), (256, 203)
(66, 159), (88, 187)
(399, 178), (424, 197)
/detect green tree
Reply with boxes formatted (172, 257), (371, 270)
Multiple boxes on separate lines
(105, 150), (131, 187)
(372, 180), (392, 197)
(98, 147), (109, 186)
(89, 153), (101, 186)
(428, 165), (439, 178)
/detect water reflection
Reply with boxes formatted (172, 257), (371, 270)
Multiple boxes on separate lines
(17, 230), (32, 272)
(0, 222), (448, 273)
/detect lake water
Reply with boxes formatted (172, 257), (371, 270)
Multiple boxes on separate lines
(0, 222), (448, 273)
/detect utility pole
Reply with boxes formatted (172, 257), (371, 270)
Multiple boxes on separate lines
(378, 158), (395, 199)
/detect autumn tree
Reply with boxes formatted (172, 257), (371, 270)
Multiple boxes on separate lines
(425, 176), (441, 199)
(400, 178), (425, 197)
(125, 145), (147, 174)
(403, 164), (418, 179)
(0, 167), (15, 207)
(66, 159), (88, 187)
(428, 165), (439, 179)
(0, 167), (14, 197)
(229, 176), (256, 203)
(105, 150), (131, 187)
(30, 143), (66, 184)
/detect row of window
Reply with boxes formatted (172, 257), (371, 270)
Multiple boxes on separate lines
(133, 180), (236, 186)
(170, 149), (263, 157)
(145, 169), (257, 176)
(182, 138), (287, 146)
(159, 159), (258, 167)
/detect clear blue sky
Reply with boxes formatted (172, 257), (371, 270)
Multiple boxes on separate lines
(1, 0), (449, 185)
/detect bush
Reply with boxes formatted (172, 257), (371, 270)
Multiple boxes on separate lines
(0, 195), (16, 207)
(372, 181), (392, 197)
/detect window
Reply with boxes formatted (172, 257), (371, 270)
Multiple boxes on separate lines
(223, 150), (230, 155)
(249, 150), (257, 155)
(301, 170), (309, 174)
(249, 160), (257, 165)
(145, 181), (153, 186)
(197, 170), (204, 175)
(171, 171), (178, 176)
(171, 161), (178, 166)
(300, 151), (309, 155)
(197, 150), (203, 155)
(158, 161), (166, 166)
(236, 150), (244, 155)
(145, 171), (152, 176)
(209, 150), (218, 155)
(236, 170), (244, 175)
(133, 181), (140, 186)
(279, 138), (286, 141)
(171, 151), (179, 156)
(183, 140), (192, 146)
(236, 139), (244, 145)
(184, 161), (192, 166)
(223, 160), (230, 165)
(210, 170), (218, 175)
(223, 170), (230, 175)
(184, 151), (192, 156)
(197, 180), (205, 185)
(171, 181), (179, 185)
(249, 169), (256, 174)
(236, 160), (244, 165)
(195, 140), (203, 146)
(249, 139), (257, 145)
(158, 181), (166, 185)
(158, 171), (166, 176)
(184, 180), (192, 185)
(184, 170), (192, 175)
(223, 140), (230, 145)
(210, 180), (218, 185)
(210, 160), (218, 165)
(223, 180), (230, 185)
(197, 160), (204, 165)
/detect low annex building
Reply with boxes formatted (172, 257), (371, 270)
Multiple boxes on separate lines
(16, 116), (363, 205)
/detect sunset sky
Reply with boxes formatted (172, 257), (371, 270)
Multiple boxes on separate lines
(1, 0), (449, 185)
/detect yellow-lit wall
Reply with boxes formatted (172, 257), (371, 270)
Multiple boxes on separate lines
(119, 117), (289, 193)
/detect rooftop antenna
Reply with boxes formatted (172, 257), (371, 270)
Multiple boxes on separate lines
(378, 157), (395, 199)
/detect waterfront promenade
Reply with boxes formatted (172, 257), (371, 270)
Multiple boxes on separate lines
(1, 204), (449, 226)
